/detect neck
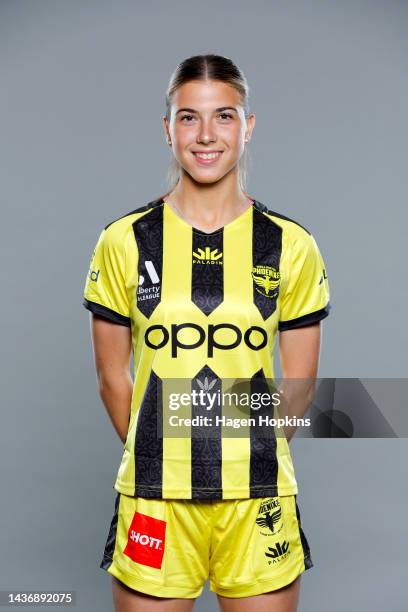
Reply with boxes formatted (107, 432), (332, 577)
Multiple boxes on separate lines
(164, 172), (252, 231)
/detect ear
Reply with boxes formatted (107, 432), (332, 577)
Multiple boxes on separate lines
(245, 113), (256, 141)
(162, 116), (172, 145)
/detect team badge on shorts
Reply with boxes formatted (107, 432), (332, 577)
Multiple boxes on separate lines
(252, 265), (281, 299)
(123, 512), (166, 569)
(256, 497), (283, 536)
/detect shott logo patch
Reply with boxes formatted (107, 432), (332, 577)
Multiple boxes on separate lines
(193, 247), (223, 265)
(123, 512), (166, 569)
(265, 541), (290, 564)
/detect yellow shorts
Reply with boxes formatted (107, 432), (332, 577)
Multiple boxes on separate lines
(100, 492), (313, 599)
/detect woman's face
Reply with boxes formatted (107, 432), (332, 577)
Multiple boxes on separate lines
(163, 79), (255, 185)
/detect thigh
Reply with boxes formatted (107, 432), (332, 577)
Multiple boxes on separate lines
(209, 495), (312, 599)
(111, 576), (196, 612)
(216, 576), (301, 612)
(100, 492), (211, 600)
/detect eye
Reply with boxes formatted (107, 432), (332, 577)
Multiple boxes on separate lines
(218, 113), (233, 120)
(180, 114), (195, 122)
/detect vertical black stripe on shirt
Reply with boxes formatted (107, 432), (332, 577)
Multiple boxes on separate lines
(191, 229), (224, 316)
(133, 205), (164, 319)
(191, 365), (222, 499)
(252, 208), (283, 321)
(134, 370), (163, 497)
(249, 368), (278, 497)
(99, 492), (120, 570)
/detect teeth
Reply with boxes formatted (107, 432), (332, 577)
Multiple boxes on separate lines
(195, 152), (220, 160)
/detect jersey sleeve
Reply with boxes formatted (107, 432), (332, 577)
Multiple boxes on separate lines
(82, 227), (131, 327)
(278, 231), (331, 331)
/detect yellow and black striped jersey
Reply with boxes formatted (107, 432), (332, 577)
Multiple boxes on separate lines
(83, 196), (330, 499)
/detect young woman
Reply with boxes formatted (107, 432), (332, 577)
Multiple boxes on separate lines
(83, 54), (330, 612)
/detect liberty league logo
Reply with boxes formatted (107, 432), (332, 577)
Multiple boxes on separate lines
(138, 260), (160, 302)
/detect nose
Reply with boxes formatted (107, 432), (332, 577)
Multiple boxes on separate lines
(197, 117), (216, 145)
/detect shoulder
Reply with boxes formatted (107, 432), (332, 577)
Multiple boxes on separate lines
(253, 199), (317, 252)
(101, 197), (165, 245)
(253, 199), (311, 235)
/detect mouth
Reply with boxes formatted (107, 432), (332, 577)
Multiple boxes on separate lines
(192, 151), (223, 166)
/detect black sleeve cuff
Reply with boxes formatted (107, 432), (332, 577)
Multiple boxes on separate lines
(278, 303), (331, 332)
(82, 298), (131, 327)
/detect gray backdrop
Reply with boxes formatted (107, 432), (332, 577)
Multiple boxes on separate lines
(1, 0), (407, 610)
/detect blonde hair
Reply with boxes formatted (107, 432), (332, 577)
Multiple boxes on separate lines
(165, 54), (251, 195)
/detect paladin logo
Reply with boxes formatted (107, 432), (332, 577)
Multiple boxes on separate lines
(196, 376), (217, 392)
(123, 511), (166, 569)
(256, 497), (283, 536)
(252, 265), (280, 298)
(265, 541), (290, 564)
(193, 247), (223, 265)
(138, 260), (160, 302)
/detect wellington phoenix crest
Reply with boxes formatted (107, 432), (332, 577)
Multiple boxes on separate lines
(256, 497), (283, 536)
(252, 265), (281, 299)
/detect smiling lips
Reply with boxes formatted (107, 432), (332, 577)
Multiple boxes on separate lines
(192, 151), (223, 166)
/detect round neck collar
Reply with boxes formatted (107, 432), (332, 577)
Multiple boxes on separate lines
(162, 197), (256, 235)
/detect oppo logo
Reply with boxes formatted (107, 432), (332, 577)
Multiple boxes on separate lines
(144, 323), (268, 358)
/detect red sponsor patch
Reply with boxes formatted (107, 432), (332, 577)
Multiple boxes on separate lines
(123, 512), (166, 569)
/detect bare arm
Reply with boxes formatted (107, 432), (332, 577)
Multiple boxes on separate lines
(278, 322), (322, 441)
(89, 313), (133, 445)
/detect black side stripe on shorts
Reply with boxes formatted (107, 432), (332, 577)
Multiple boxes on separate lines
(295, 498), (314, 570)
(100, 492), (120, 570)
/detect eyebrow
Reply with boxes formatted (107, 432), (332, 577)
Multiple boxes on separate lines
(175, 106), (238, 115)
